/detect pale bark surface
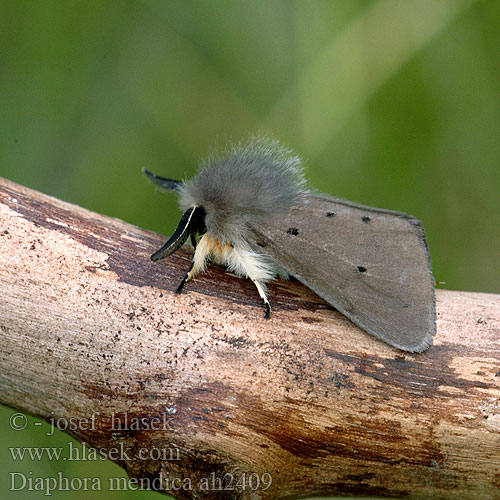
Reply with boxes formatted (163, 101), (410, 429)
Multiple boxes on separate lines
(0, 177), (499, 499)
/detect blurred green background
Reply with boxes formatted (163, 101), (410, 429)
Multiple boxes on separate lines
(1, 0), (499, 499)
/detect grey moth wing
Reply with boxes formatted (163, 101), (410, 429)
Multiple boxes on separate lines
(250, 194), (436, 352)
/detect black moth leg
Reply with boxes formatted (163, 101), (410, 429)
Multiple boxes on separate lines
(175, 233), (209, 295)
(251, 278), (271, 319)
(190, 233), (197, 250)
(176, 260), (194, 294)
(264, 302), (271, 319)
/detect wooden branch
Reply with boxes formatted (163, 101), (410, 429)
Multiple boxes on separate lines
(1, 177), (499, 500)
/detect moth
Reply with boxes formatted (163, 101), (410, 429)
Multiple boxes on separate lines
(144, 138), (435, 352)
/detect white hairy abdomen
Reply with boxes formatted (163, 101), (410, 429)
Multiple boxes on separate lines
(191, 233), (286, 282)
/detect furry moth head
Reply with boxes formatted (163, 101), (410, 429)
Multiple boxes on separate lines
(179, 138), (308, 245)
(143, 137), (436, 352)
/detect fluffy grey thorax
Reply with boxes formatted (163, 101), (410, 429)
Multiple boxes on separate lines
(178, 138), (308, 246)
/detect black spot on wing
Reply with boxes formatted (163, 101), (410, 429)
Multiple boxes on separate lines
(357, 266), (367, 273)
(326, 212), (335, 218)
(287, 228), (299, 236)
(361, 216), (371, 223)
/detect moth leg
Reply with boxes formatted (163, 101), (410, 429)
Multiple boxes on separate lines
(176, 234), (209, 294)
(229, 245), (273, 318)
(175, 260), (194, 294)
(190, 233), (197, 250)
(251, 279), (271, 319)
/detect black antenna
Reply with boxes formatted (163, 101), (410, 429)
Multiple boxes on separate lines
(142, 168), (183, 192)
(151, 206), (206, 261)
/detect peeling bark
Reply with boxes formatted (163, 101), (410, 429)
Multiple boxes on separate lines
(0, 177), (499, 499)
